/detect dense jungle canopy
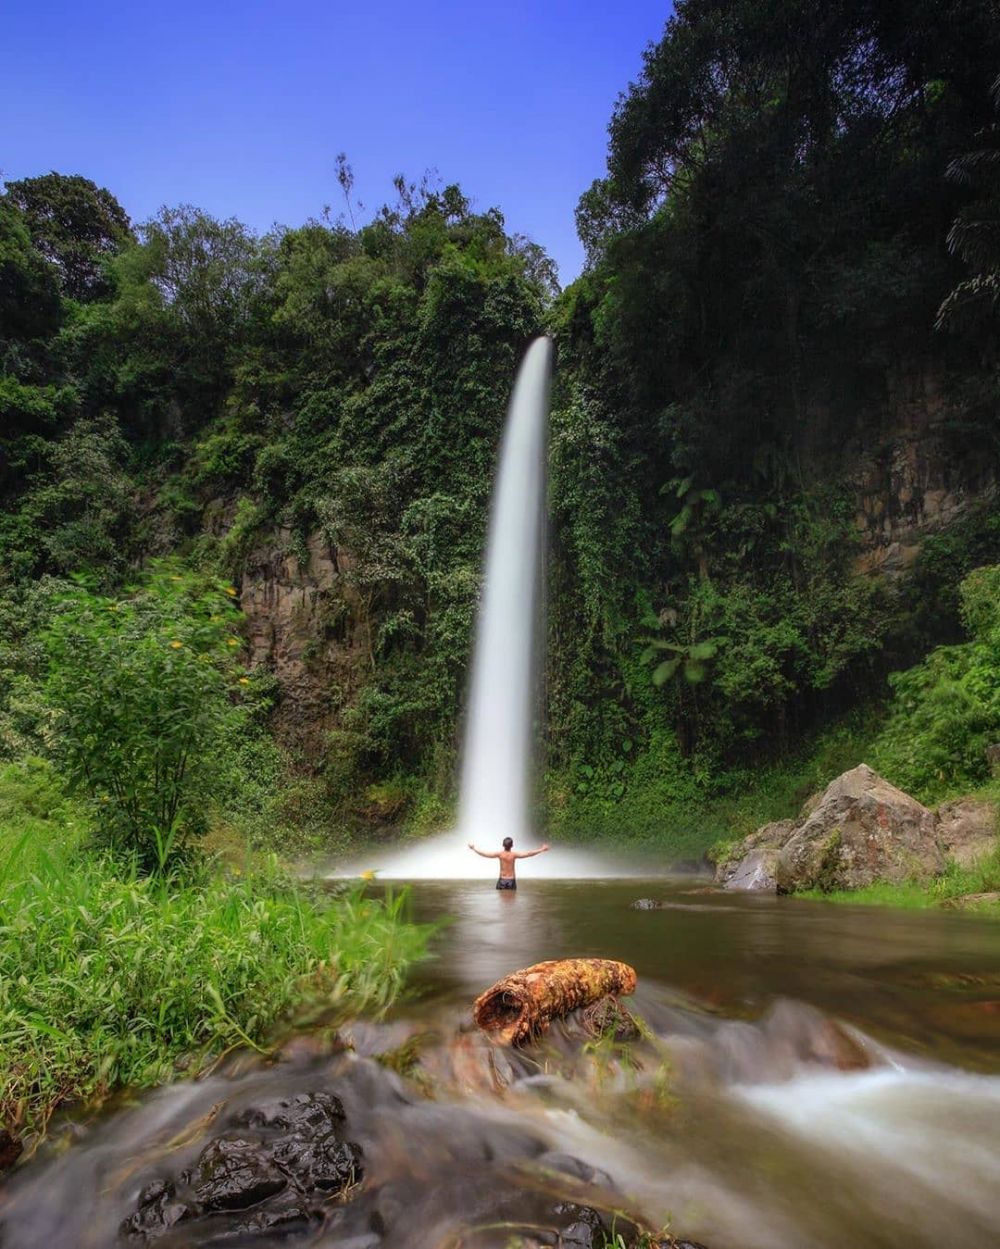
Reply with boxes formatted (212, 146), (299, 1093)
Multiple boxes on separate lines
(3, 0), (1000, 850)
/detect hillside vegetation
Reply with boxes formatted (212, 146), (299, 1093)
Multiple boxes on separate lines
(3, 0), (1000, 859)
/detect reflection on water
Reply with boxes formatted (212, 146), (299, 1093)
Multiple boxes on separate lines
(402, 879), (1000, 1069)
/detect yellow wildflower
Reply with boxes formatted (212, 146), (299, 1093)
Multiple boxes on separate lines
(238, 677), (250, 686)
(227, 638), (240, 647)
(225, 587), (238, 597)
(169, 640), (183, 649)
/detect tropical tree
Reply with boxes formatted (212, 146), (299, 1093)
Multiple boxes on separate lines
(2, 172), (133, 301)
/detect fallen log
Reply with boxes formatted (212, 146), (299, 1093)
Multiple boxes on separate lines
(473, 958), (638, 1046)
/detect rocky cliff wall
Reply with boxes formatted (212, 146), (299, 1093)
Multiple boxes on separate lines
(846, 369), (996, 577)
(238, 529), (370, 762)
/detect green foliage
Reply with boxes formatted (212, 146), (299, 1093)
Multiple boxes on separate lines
(0, 201), (62, 348)
(550, 0), (1000, 790)
(0, 759), (427, 1145)
(875, 566), (1000, 799)
(0, 577), (68, 762)
(0, 414), (135, 580)
(1, 172), (133, 302)
(42, 565), (247, 870)
(550, 710), (881, 863)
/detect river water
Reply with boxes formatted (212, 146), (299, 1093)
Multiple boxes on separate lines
(3, 878), (1000, 1248)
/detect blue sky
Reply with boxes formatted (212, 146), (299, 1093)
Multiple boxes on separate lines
(2, 1), (672, 284)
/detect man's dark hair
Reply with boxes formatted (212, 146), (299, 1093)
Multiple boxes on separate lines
(502, 837), (513, 851)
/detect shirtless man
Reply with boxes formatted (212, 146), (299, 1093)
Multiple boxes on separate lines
(467, 837), (550, 889)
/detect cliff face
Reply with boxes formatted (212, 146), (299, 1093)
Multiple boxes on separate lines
(239, 530), (370, 762)
(847, 370), (995, 577)
(227, 369), (996, 773)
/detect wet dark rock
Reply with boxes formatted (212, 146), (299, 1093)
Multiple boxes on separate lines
(0, 1128), (23, 1171)
(550, 1200), (609, 1248)
(535, 1151), (617, 1191)
(271, 1128), (361, 1192)
(194, 1191), (326, 1245)
(120, 1092), (363, 1244)
(121, 1180), (191, 1241)
(630, 898), (665, 909)
(185, 1137), (287, 1212)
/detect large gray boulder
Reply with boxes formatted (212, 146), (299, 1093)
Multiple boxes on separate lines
(935, 797), (997, 868)
(715, 821), (792, 891)
(718, 764), (944, 893)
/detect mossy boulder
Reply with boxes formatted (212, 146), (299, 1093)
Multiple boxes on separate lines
(718, 764), (944, 893)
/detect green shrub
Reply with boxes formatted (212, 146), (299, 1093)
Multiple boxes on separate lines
(42, 563), (248, 870)
(875, 566), (1000, 800)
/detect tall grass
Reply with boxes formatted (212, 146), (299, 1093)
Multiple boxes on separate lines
(0, 761), (428, 1147)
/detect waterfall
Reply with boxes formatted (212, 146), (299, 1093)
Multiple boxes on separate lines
(457, 335), (552, 846)
(337, 336), (657, 877)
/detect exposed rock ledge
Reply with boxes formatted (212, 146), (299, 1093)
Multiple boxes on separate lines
(716, 763), (997, 894)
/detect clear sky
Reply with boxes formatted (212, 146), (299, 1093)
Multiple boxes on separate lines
(2, 1), (673, 285)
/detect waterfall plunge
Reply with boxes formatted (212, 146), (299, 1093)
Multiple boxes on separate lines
(340, 337), (657, 879)
(457, 335), (552, 847)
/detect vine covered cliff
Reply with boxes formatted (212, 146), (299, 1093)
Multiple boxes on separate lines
(3, 1), (1000, 854)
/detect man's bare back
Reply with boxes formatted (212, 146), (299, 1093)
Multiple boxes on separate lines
(468, 837), (550, 889)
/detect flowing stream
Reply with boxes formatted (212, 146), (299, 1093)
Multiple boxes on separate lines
(3, 879), (1000, 1248)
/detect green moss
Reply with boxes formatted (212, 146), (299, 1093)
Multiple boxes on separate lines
(806, 839), (1000, 913)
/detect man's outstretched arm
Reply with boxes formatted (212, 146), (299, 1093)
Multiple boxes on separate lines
(467, 843), (500, 858)
(515, 843), (550, 859)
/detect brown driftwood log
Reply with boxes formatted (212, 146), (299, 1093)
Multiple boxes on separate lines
(473, 958), (638, 1046)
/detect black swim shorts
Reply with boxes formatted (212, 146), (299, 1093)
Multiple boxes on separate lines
(496, 878), (516, 890)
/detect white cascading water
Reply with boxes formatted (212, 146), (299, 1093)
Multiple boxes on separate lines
(339, 339), (625, 879)
(340, 336), (659, 879)
(456, 334), (551, 848)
